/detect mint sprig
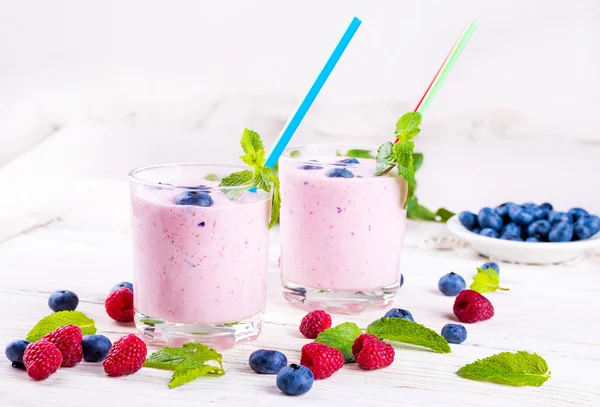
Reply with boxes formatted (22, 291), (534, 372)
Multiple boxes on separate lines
(144, 343), (225, 388)
(457, 351), (551, 387)
(219, 128), (281, 228)
(26, 311), (96, 342)
(470, 267), (509, 294)
(314, 322), (362, 362)
(366, 317), (451, 354)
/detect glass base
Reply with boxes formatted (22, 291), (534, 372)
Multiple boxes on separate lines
(135, 310), (264, 350)
(281, 277), (398, 314)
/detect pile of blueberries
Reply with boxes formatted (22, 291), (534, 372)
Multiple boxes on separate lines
(459, 203), (600, 242)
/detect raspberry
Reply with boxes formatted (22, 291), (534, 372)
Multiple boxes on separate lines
(42, 324), (83, 367)
(105, 288), (134, 323)
(103, 334), (147, 377)
(453, 289), (494, 323)
(352, 334), (395, 370)
(299, 310), (332, 339)
(23, 340), (62, 380)
(300, 342), (344, 380)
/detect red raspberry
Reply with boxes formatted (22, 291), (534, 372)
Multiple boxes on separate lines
(23, 340), (62, 380)
(103, 334), (147, 377)
(105, 288), (134, 323)
(42, 324), (83, 367)
(299, 310), (332, 339)
(453, 289), (495, 323)
(352, 334), (395, 370)
(300, 342), (344, 380)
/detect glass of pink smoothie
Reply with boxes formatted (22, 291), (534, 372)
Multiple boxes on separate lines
(279, 145), (408, 314)
(129, 163), (271, 348)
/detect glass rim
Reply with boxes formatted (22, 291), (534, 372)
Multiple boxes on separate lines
(128, 162), (254, 190)
(281, 144), (380, 167)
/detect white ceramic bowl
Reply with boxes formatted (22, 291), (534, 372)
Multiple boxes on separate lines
(446, 215), (600, 264)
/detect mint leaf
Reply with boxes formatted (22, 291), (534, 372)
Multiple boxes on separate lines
(407, 197), (455, 223)
(204, 173), (220, 182)
(470, 268), (509, 294)
(169, 362), (225, 389)
(315, 322), (362, 362)
(267, 171), (281, 228)
(367, 318), (451, 354)
(375, 141), (395, 176)
(412, 153), (424, 172)
(345, 149), (375, 159)
(395, 112), (422, 142)
(239, 128), (266, 167)
(393, 140), (416, 207)
(290, 150), (301, 158)
(457, 351), (550, 387)
(26, 311), (96, 342)
(219, 170), (253, 199)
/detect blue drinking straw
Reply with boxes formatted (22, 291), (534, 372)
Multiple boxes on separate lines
(263, 16), (362, 168)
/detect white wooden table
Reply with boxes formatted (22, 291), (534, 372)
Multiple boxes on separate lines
(1, 213), (599, 406)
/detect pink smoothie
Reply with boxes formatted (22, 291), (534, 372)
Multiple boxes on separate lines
(280, 157), (407, 291)
(130, 181), (270, 325)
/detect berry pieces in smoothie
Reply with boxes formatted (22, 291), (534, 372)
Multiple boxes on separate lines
(299, 310), (332, 339)
(438, 272), (466, 296)
(174, 191), (213, 207)
(325, 168), (354, 178)
(111, 281), (133, 293)
(335, 158), (360, 165)
(441, 324), (467, 344)
(384, 308), (414, 321)
(48, 290), (79, 312)
(298, 163), (323, 170)
(81, 335), (112, 363)
(249, 349), (288, 374)
(5, 339), (30, 368)
(276, 364), (314, 396)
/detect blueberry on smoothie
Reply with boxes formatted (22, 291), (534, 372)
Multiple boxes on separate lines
(527, 220), (552, 240)
(48, 290), (79, 312)
(458, 211), (478, 231)
(441, 324), (467, 344)
(438, 272), (466, 296)
(276, 364), (314, 396)
(81, 335), (112, 362)
(335, 158), (360, 166)
(249, 349), (288, 374)
(384, 308), (414, 321)
(174, 191), (213, 207)
(480, 228), (499, 238)
(568, 208), (589, 222)
(477, 208), (503, 231)
(325, 168), (354, 178)
(548, 221), (574, 242)
(111, 281), (133, 293)
(5, 339), (30, 367)
(298, 163), (323, 170)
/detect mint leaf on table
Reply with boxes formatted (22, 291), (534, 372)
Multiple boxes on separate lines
(366, 317), (451, 354)
(144, 343), (225, 389)
(395, 112), (422, 141)
(375, 141), (395, 176)
(239, 128), (266, 167)
(315, 322), (362, 362)
(457, 351), (551, 387)
(470, 268), (509, 294)
(407, 197), (455, 223)
(26, 311), (96, 342)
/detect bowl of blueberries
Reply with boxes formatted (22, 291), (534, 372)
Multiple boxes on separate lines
(446, 202), (600, 264)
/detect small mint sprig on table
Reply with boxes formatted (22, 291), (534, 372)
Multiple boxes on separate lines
(470, 267), (509, 294)
(26, 311), (96, 342)
(367, 317), (451, 354)
(219, 128), (281, 228)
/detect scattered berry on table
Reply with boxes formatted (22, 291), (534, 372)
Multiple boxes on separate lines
(105, 288), (134, 323)
(437, 272), (466, 296)
(42, 324), (83, 367)
(441, 324), (467, 344)
(325, 168), (354, 178)
(276, 364), (314, 396)
(527, 220), (551, 240)
(458, 211), (478, 230)
(352, 334), (395, 370)
(48, 290), (79, 312)
(568, 208), (588, 222)
(174, 191), (213, 207)
(453, 289), (495, 323)
(111, 282), (133, 293)
(548, 221), (574, 242)
(300, 342), (344, 380)
(103, 334), (147, 377)
(481, 262), (499, 274)
(477, 208), (503, 231)
(336, 158), (360, 165)
(299, 310), (332, 339)
(5, 339), (30, 367)
(23, 340), (62, 381)
(384, 308), (414, 321)
(249, 349), (288, 374)
(81, 335), (112, 363)
(480, 228), (499, 238)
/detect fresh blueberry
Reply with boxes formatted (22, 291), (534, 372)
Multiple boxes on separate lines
(325, 168), (354, 178)
(526, 237), (540, 242)
(586, 215), (600, 234)
(574, 215), (600, 240)
(81, 335), (112, 362)
(501, 233), (524, 241)
(5, 339), (30, 366)
(540, 202), (553, 211)
(527, 220), (552, 240)
(384, 308), (414, 321)
(174, 191), (213, 207)
(458, 211), (478, 231)
(501, 222), (521, 237)
(511, 208), (536, 226)
(530, 205), (548, 220)
(472, 228), (481, 234)
(477, 208), (503, 231)
(481, 262), (499, 274)
(400, 274), (404, 287)
(48, 290), (79, 312)
(335, 158), (360, 166)
(111, 281), (133, 293)
(548, 221), (574, 242)
(494, 202), (515, 221)
(507, 204), (523, 222)
(480, 228), (499, 238)
(568, 208), (588, 222)
(249, 349), (288, 374)
(441, 324), (467, 344)
(438, 272), (466, 296)
(298, 163), (323, 170)
(522, 202), (536, 208)
(276, 364), (314, 396)
(549, 211), (573, 225)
